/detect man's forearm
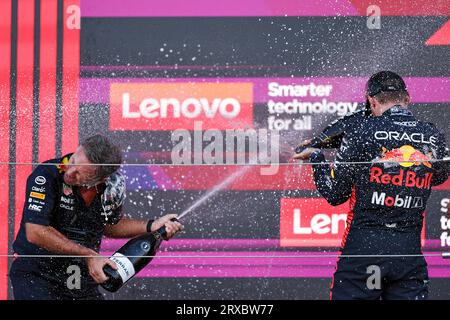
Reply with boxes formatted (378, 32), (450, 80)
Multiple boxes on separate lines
(104, 218), (149, 238)
(311, 151), (353, 206)
(25, 223), (95, 256)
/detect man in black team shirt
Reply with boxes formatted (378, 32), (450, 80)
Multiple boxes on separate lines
(10, 134), (183, 300)
(295, 71), (449, 299)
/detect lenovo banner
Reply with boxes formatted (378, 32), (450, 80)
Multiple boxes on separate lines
(280, 198), (349, 247)
(109, 82), (254, 131)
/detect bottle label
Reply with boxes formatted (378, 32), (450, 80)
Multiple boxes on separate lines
(109, 252), (136, 283)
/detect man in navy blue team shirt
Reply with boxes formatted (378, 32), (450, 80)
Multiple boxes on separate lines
(10, 134), (183, 300)
(295, 71), (449, 299)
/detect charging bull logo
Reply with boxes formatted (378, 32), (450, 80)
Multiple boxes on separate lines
(378, 145), (432, 168)
(57, 156), (70, 173)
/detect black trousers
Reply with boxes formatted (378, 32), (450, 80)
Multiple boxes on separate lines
(330, 256), (429, 300)
(10, 259), (104, 300)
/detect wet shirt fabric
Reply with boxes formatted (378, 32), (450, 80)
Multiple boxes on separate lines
(311, 106), (448, 254)
(310, 106), (448, 300)
(11, 154), (123, 299)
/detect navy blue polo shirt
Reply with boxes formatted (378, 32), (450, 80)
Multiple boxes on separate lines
(12, 154), (123, 289)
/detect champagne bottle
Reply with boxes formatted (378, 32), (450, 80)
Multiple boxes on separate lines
(101, 220), (176, 292)
(294, 106), (370, 154)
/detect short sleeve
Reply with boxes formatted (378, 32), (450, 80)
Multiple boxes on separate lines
(22, 166), (57, 226)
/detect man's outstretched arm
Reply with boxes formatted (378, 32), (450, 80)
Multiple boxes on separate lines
(310, 150), (355, 206)
(309, 133), (366, 206)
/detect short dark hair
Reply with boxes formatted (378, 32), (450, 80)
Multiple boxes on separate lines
(373, 90), (410, 105)
(81, 134), (122, 179)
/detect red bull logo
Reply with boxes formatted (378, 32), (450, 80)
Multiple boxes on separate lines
(370, 167), (433, 189)
(379, 145), (432, 168)
(371, 145), (434, 189)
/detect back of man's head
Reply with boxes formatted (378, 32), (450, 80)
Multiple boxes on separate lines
(81, 134), (122, 180)
(366, 71), (410, 105)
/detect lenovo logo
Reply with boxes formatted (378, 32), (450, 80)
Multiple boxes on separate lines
(110, 82), (253, 130)
(280, 198), (349, 247)
(293, 209), (346, 235)
(122, 94), (241, 119)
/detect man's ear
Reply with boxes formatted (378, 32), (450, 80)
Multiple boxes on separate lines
(405, 94), (411, 105)
(368, 96), (379, 115)
(367, 96), (375, 108)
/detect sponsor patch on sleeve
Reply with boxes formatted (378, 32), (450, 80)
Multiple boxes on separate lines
(28, 203), (43, 212)
(34, 176), (47, 185)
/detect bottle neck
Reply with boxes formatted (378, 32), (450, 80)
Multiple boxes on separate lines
(153, 225), (167, 240)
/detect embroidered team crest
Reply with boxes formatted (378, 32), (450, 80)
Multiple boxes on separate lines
(63, 183), (73, 196)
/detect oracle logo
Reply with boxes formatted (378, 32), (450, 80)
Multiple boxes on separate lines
(280, 198), (349, 247)
(109, 82), (254, 131)
(374, 131), (437, 146)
